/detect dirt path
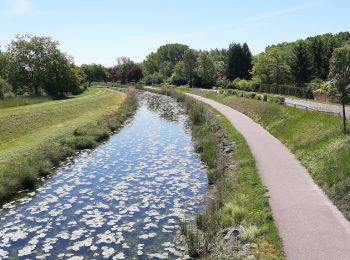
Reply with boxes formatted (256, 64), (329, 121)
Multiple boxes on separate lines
(187, 93), (350, 260)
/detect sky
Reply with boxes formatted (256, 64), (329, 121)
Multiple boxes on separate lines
(0, 0), (349, 66)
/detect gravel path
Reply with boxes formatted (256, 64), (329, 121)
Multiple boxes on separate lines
(285, 97), (350, 118)
(188, 93), (350, 260)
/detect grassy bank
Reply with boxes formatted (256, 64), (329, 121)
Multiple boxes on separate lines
(187, 88), (350, 221)
(151, 88), (283, 259)
(0, 87), (137, 204)
(0, 96), (52, 109)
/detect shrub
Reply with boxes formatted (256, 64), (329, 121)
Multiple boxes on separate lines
(74, 136), (97, 150)
(260, 84), (313, 99)
(269, 95), (285, 105)
(216, 78), (231, 89)
(143, 72), (163, 85)
(263, 94), (268, 102)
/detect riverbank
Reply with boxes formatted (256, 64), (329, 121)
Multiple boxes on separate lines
(186, 88), (350, 222)
(0, 87), (137, 205)
(149, 88), (284, 259)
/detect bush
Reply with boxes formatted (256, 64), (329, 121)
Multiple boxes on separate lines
(74, 136), (97, 150)
(260, 84), (313, 99)
(143, 72), (163, 85)
(216, 78), (231, 89)
(263, 94), (268, 102)
(269, 95), (285, 105)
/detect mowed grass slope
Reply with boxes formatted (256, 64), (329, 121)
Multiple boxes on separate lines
(188, 89), (350, 221)
(0, 87), (133, 203)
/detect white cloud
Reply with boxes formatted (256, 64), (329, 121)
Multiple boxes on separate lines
(7, 0), (34, 15)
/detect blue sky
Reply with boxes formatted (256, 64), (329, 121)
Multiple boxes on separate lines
(0, 0), (349, 66)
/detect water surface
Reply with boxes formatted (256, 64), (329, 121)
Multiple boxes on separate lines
(0, 92), (207, 259)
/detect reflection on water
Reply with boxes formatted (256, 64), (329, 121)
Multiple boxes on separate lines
(0, 92), (207, 259)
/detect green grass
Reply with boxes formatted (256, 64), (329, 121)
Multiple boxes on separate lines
(0, 96), (52, 109)
(0, 87), (137, 204)
(188, 89), (350, 222)
(152, 87), (283, 259)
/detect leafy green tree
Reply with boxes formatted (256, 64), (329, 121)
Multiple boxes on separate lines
(196, 53), (216, 87)
(329, 46), (350, 133)
(183, 49), (197, 87)
(7, 35), (62, 94)
(143, 43), (189, 78)
(43, 51), (81, 97)
(290, 42), (312, 87)
(0, 49), (9, 79)
(170, 61), (187, 86)
(81, 63), (107, 87)
(252, 48), (292, 84)
(227, 43), (252, 80)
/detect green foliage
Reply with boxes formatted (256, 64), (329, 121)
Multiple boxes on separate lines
(196, 52), (216, 87)
(143, 72), (163, 85)
(291, 42), (313, 87)
(329, 45), (350, 132)
(252, 48), (292, 85)
(81, 63), (107, 87)
(6, 35), (80, 96)
(227, 42), (252, 80)
(0, 77), (12, 99)
(253, 32), (350, 87)
(183, 49), (197, 87)
(143, 43), (189, 77)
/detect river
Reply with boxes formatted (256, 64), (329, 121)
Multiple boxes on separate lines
(0, 92), (207, 259)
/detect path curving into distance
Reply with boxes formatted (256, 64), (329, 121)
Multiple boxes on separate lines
(187, 93), (350, 260)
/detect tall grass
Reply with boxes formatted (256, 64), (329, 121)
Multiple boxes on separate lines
(151, 87), (284, 259)
(0, 96), (51, 109)
(0, 87), (137, 205)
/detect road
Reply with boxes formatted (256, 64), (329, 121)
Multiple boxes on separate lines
(187, 93), (350, 260)
(285, 97), (350, 118)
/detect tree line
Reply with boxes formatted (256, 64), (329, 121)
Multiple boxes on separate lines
(142, 43), (252, 88)
(0, 35), (143, 99)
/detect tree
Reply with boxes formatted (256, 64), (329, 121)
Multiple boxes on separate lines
(227, 43), (252, 80)
(143, 43), (189, 78)
(252, 48), (292, 84)
(43, 51), (81, 97)
(81, 63), (107, 87)
(329, 46), (350, 133)
(7, 35), (62, 94)
(0, 49), (9, 79)
(183, 49), (197, 87)
(290, 42), (312, 87)
(170, 61), (187, 86)
(196, 53), (216, 87)
(6, 35), (81, 96)
(127, 64), (143, 82)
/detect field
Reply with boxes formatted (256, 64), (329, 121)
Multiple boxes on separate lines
(187, 89), (350, 221)
(0, 88), (136, 203)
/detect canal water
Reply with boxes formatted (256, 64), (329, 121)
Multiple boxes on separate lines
(0, 92), (207, 259)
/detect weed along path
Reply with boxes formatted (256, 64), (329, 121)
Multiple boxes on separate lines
(0, 93), (207, 259)
(187, 93), (350, 260)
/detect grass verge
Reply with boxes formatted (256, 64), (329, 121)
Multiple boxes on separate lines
(0, 96), (52, 109)
(0, 87), (137, 205)
(187, 88), (350, 222)
(150, 87), (284, 259)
